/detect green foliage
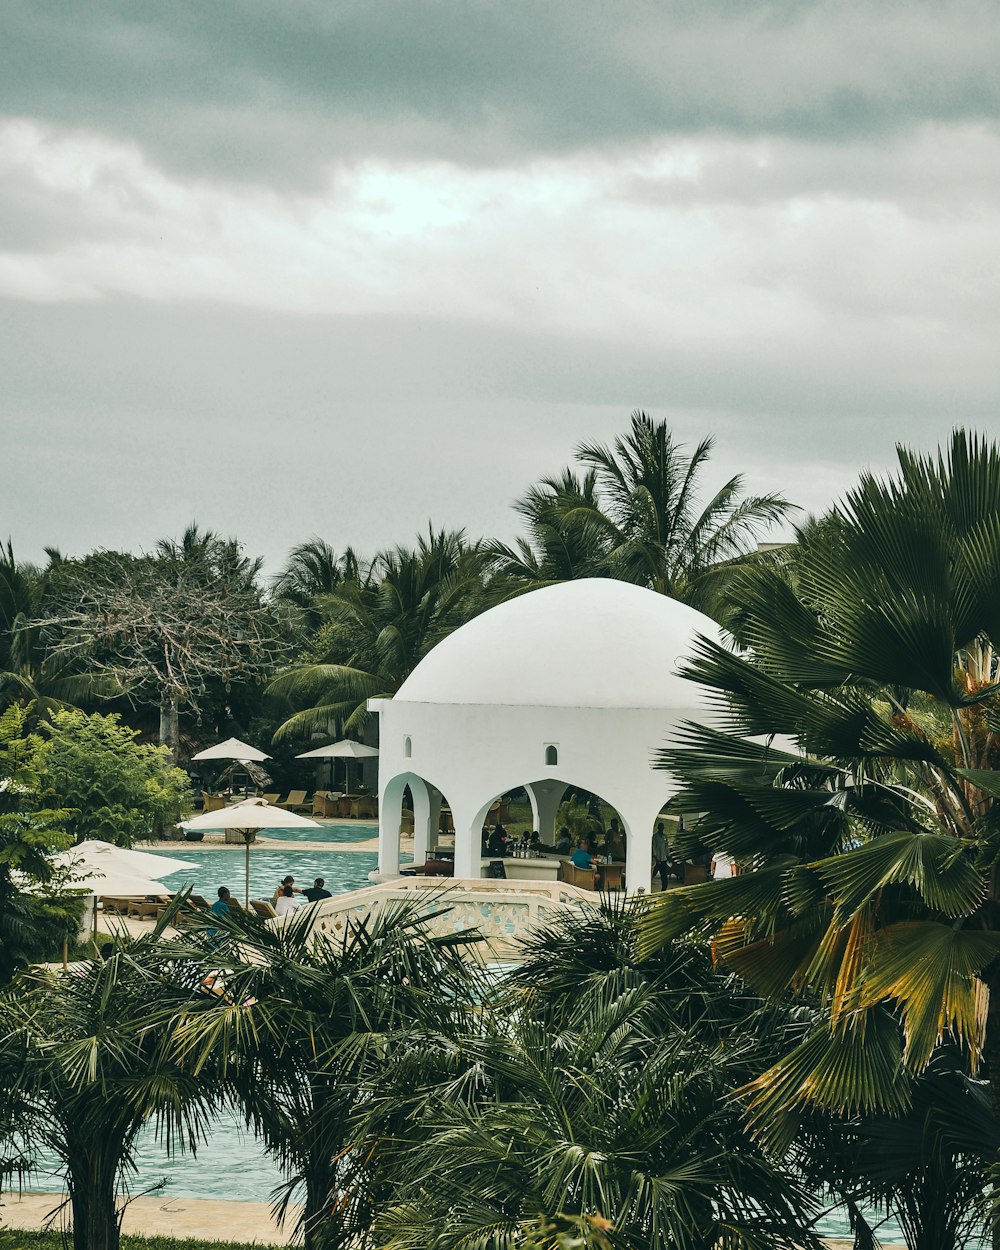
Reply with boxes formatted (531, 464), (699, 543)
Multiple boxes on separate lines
(363, 900), (821, 1250)
(0, 930), (226, 1250)
(0, 704), (76, 983)
(268, 527), (493, 740)
(491, 412), (792, 624)
(641, 430), (1000, 1185)
(36, 709), (191, 847)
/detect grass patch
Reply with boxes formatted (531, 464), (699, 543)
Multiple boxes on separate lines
(0, 1232), (269, 1250)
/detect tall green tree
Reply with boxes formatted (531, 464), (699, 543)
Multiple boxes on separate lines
(36, 709), (191, 847)
(640, 430), (1000, 1244)
(172, 900), (481, 1250)
(267, 527), (492, 739)
(366, 900), (820, 1250)
(0, 933), (227, 1250)
(489, 469), (612, 587)
(0, 543), (106, 722)
(0, 704), (76, 983)
(41, 533), (282, 760)
(574, 411), (791, 615)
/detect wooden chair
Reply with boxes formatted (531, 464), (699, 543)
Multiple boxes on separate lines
(201, 791), (227, 812)
(311, 791), (329, 816)
(351, 795), (377, 819)
(559, 861), (598, 891)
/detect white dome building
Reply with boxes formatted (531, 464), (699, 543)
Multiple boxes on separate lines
(369, 578), (727, 893)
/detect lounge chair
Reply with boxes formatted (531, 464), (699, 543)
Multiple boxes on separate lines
(277, 789), (310, 812)
(99, 897), (133, 916)
(250, 899), (277, 919)
(130, 899), (169, 921)
(261, 793), (280, 806)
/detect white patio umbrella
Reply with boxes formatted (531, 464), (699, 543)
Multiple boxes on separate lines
(49, 840), (199, 948)
(181, 798), (320, 906)
(52, 839), (198, 879)
(296, 740), (378, 792)
(191, 737), (271, 762)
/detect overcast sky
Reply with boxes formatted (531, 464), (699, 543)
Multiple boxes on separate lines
(2, 1), (999, 572)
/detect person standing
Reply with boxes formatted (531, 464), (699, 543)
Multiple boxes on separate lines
(651, 822), (672, 892)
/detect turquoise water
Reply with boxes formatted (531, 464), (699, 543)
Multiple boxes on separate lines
(157, 846), (381, 902)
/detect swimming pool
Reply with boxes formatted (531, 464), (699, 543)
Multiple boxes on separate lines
(156, 847), (382, 902)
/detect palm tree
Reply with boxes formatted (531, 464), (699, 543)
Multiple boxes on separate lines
(488, 469), (612, 588)
(573, 411), (791, 617)
(640, 430), (1000, 1245)
(0, 931), (226, 1250)
(365, 899), (821, 1250)
(267, 527), (492, 739)
(272, 538), (362, 632)
(0, 543), (105, 721)
(171, 898), (482, 1250)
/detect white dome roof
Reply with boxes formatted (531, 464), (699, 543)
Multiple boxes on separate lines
(394, 578), (727, 709)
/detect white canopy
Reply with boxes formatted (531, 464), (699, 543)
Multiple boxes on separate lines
(191, 736), (271, 762)
(295, 740), (379, 760)
(181, 797), (320, 831)
(53, 839), (197, 879)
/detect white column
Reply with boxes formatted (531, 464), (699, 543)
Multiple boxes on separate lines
(525, 779), (566, 840)
(620, 803), (662, 895)
(379, 784), (402, 876)
(452, 801), (485, 879)
(412, 780), (431, 865)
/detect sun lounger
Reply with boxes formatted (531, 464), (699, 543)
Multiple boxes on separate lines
(99, 897), (134, 916)
(260, 793), (280, 805)
(250, 899), (277, 919)
(277, 789), (310, 812)
(130, 900), (169, 921)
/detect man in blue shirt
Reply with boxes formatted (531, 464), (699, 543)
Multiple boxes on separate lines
(571, 840), (593, 869)
(208, 886), (234, 934)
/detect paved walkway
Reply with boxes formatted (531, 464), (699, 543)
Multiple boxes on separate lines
(0, 1191), (905, 1248)
(0, 1191), (294, 1244)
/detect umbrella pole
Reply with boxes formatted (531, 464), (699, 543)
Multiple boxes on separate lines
(245, 833), (251, 906)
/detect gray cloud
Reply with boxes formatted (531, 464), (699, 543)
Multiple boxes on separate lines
(2, 1), (999, 184)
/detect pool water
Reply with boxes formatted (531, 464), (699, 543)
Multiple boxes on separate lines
(156, 847), (381, 902)
(252, 821), (377, 844)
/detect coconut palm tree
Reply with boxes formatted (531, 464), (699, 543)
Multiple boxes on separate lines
(640, 430), (1000, 1243)
(267, 527), (492, 739)
(365, 899), (821, 1250)
(0, 931), (226, 1250)
(573, 411), (792, 617)
(171, 898), (482, 1250)
(488, 469), (613, 588)
(0, 543), (104, 721)
(271, 538), (362, 633)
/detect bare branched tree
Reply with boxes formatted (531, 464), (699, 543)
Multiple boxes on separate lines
(41, 545), (283, 761)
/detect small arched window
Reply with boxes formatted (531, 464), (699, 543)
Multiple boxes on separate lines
(403, 736), (412, 758)
(545, 744), (558, 766)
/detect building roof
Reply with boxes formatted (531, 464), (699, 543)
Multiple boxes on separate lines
(394, 578), (727, 709)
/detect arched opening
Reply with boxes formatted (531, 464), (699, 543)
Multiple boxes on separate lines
(544, 744), (558, 766)
(403, 735), (412, 758)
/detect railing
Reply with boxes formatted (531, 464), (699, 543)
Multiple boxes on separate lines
(277, 877), (599, 960)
